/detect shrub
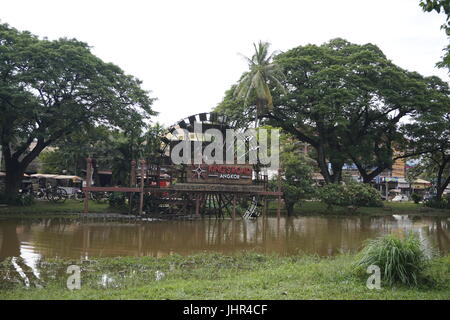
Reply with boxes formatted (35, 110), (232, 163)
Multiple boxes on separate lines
(424, 195), (450, 209)
(346, 183), (383, 207)
(16, 194), (35, 206)
(317, 182), (382, 210)
(411, 193), (423, 204)
(317, 184), (349, 209)
(354, 233), (429, 287)
(0, 193), (34, 206)
(0, 193), (7, 204)
(108, 192), (126, 208)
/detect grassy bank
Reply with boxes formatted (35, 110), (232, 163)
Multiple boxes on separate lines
(268, 201), (450, 217)
(0, 200), (449, 218)
(0, 199), (110, 218)
(1, 252), (449, 300)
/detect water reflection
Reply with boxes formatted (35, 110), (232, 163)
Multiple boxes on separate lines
(0, 222), (41, 287)
(0, 216), (449, 263)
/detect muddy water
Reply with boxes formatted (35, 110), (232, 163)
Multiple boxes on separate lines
(0, 216), (449, 264)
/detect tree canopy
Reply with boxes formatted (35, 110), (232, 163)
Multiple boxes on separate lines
(420, 0), (450, 69)
(218, 39), (448, 184)
(403, 93), (450, 199)
(0, 23), (156, 196)
(234, 41), (285, 125)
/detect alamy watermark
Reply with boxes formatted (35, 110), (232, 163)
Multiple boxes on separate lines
(366, 265), (381, 290)
(66, 265), (81, 290)
(170, 124), (279, 171)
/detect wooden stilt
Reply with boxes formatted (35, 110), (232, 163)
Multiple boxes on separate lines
(277, 168), (282, 218)
(232, 194), (236, 219)
(129, 161), (136, 215)
(195, 194), (200, 216)
(83, 158), (92, 215)
(139, 160), (145, 215)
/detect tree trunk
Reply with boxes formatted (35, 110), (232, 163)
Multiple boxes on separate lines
(330, 162), (343, 183)
(2, 139), (49, 200)
(316, 145), (331, 184)
(436, 188), (443, 201)
(285, 202), (294, 216)
(3, 160), (25, 199)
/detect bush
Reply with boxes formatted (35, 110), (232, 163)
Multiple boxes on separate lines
(354, 233), (429, 287)
(424, 194), (450, 209)
(16, 194), (35, 206)
(346, 183), (383, 207)
(108, 192), (126, 208)
(317, 182), (383, 210)
(0, 193), (34, 206)
(411, 193), (423, 204)
(317, 184), (350, 209)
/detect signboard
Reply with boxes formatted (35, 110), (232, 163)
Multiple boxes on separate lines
(170, 183), (264, 193)
(186, 164), (253, 185)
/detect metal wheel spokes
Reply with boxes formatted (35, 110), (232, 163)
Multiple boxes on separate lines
(242, 196), (261, 219)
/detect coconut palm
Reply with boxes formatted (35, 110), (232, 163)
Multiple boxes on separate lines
(234, 41), (286, 127)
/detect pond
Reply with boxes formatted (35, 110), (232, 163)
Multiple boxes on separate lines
(1, 215), (449, 264)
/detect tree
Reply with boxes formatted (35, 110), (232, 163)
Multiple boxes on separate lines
(0, 24), (155, 199)
(403, 99), (450, 200)
(36, 125), (108, 175)
(279, 151), (315, 215)
(219, 39), (437, 184)
(269, 133), (315, 215)
(36, 123), (165, 185)
(420, 0), (450, 69)
(233, 41), (285, 127)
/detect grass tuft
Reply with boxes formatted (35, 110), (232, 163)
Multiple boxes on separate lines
(354, 233), (430, 287)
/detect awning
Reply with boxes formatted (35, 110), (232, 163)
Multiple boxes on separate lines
(53, 175), (83, 181)
(30, 174), (82, 181)
(30, 174), (59, 179)
(413, 178), (431, 184)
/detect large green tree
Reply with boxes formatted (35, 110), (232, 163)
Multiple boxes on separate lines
(0, 24), (155, 198)
(219, 39), (441, 184)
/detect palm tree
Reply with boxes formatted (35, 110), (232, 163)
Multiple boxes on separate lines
(234, 41), (286, 128)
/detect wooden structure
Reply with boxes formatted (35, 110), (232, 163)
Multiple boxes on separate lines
(83, 112), (283, 218)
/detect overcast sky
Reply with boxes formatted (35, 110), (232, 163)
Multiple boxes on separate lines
(2, 0), (449, 126)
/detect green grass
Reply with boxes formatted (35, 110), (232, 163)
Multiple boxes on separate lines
(0, 199), (110, 217)
(268, 200), (450, 217)
(1, 252), (449, 300)
(0, 199), (449, 218)
(354, 234), (429, 286)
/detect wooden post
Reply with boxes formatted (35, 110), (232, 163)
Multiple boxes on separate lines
(139, 160), (145, 215)
(83, 158), (92, 215)
(195, 194), (200, 216)
(277, 168), (282, 218)
(263, 173), (268, 217)
(232, 194), (236, 219)
(385, 178), (388, 201)
(129, 161), (136, 215)
(130, 161), (136, 186)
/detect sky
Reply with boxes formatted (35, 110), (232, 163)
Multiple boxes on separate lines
(1, 0), (449, 126)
